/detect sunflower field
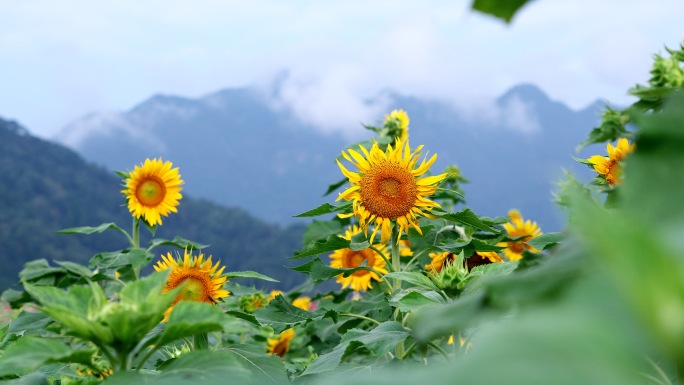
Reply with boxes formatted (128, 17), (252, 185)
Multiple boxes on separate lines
(2, 3), (684, 385)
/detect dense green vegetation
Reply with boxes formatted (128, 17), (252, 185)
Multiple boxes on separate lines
(0, 120), (306, 291)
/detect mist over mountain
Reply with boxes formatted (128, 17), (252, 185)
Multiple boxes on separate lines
(55, 83), (605, 232)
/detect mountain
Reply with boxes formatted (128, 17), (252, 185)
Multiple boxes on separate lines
(56, 83), (604, 233)
(0, 117), (306, 291)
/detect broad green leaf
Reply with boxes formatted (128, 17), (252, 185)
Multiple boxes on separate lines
(433, 208), (500, 233)
(57, 222), (125, 235)
(89, 249), (153, 270)
(254, 295), (316, 333)
(410, 293), (487, 342)
(471, 0), (532, 23)
(323, 178), (347, 197)
(303, 321), (409, 375)
(527, 232), (563, 251)
(0, 372), (49, 385)
(18, 259), (64, 283)
(302, 220), (343, 248)
(389, 289), (443, 312)
(223, 344), (290, 384)
(7, 311), (52, 335)
(54, 260), (93, 278)
(292, 235), (350, 259)
(290, 257), (376, 284)
(146, 236), (209, 251)
(147, 302), (228, 349)
(384, 272), (440, 292)
(225, 310), (260, 326)
(225, 271), (278, 282)
(0, 336), (81, 376)
(294, 202), (352, 218)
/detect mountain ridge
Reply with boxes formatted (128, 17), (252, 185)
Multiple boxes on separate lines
(54, 83), (604, 231)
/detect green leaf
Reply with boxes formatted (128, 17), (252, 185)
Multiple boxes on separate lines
(471, 0), (532, 23)
(302, 220), (343, 248)
(0, 336), (78, 376)
(146, 236), (209, 251)
(291, 235), (350, 259)
(89, 249), (153, 271)
(54, 260), (93, 278)
(433, 208), (500, 233)
(389, 289), (443, 312)
(254, 295), (315, 333)
(57, 222), (125, 235)
(410, 293), (487, 342)
(527, 232), (563, 251)
(223, 345), (290, 384)
(303, 321), (409, 375)
(7, 311), (52, 335)
(0, 372), (49, 385)
(323, 178), (347, 197)
(225, 310), (260, 326)
(225, 271), (278, 282)
(384, 271), (440, 292)
(294, 202), (352, 218)
(290, 257), (375, 284)
(146, 302), (228, 350)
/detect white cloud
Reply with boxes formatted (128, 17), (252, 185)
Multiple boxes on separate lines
(0, 0), (683, 138)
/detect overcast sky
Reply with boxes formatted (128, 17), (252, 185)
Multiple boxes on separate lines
(1, 0), (682, 138)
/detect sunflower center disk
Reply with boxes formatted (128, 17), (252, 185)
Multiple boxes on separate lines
(359, 162), (417, 219)
(509, 241), (525, 254)
(344, 249), (374, 277)
(136, 178), (167, 207)
(178, 277), (210, 302)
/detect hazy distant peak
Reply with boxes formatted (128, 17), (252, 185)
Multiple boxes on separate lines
(497, 83), (551, 105)
(0, 117), (30, 136)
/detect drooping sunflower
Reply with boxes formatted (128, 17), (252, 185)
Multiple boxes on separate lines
(384, 109), (410, 143)
(153, 249), (229, 320)
(497, 209), (542, 261)
(587, 138), (635, 186)
(330, 225), (389, 292)
(122, 158), (183, 226)
(336, 138), (446, 244)
(267, 328), (296, 357)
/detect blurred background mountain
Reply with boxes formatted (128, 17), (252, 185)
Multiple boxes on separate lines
(0, 82), (603, 291)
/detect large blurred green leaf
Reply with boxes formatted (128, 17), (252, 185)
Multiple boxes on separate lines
(223, 344), (290, 384)
(471, 0), (533, 23)
(145, 302), (228, 350)
(0, 337), (93, 377)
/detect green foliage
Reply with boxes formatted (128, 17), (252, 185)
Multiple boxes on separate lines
(471, 0), (533, 23)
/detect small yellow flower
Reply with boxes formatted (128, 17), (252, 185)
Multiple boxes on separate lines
(330, 225), (389, 291)
(268, 290), (285, 302)
(122, 158), (183, 226)
(292, 296), (312, 311)
(153, 250), (229, 321)
(384, 109), (410, 142)
(336, 138), (446, 244)
(267, 328), (296, 357)
(587, 138), (635, 186)
(497, 210), (542, 261)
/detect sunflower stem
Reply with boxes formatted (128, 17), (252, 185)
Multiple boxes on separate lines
(339, 312), (381, 326)
(132, 217), (140, 249)
(194, 333), (209, 350)
(390, 222), (405, 359)
(132, 217), (141, 279)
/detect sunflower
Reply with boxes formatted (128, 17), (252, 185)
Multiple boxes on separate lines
(330, 225), (389, 291)
(384, 109), (410, 143)
(497, 209), (542, 261)
(587, 138), (635, 186)
(267, 328), (296, 357)
(122, 158), (183, 226)
(426, 250), (502, 273)
(336, 138), (446, 244)
(153, 250), (229, 320)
